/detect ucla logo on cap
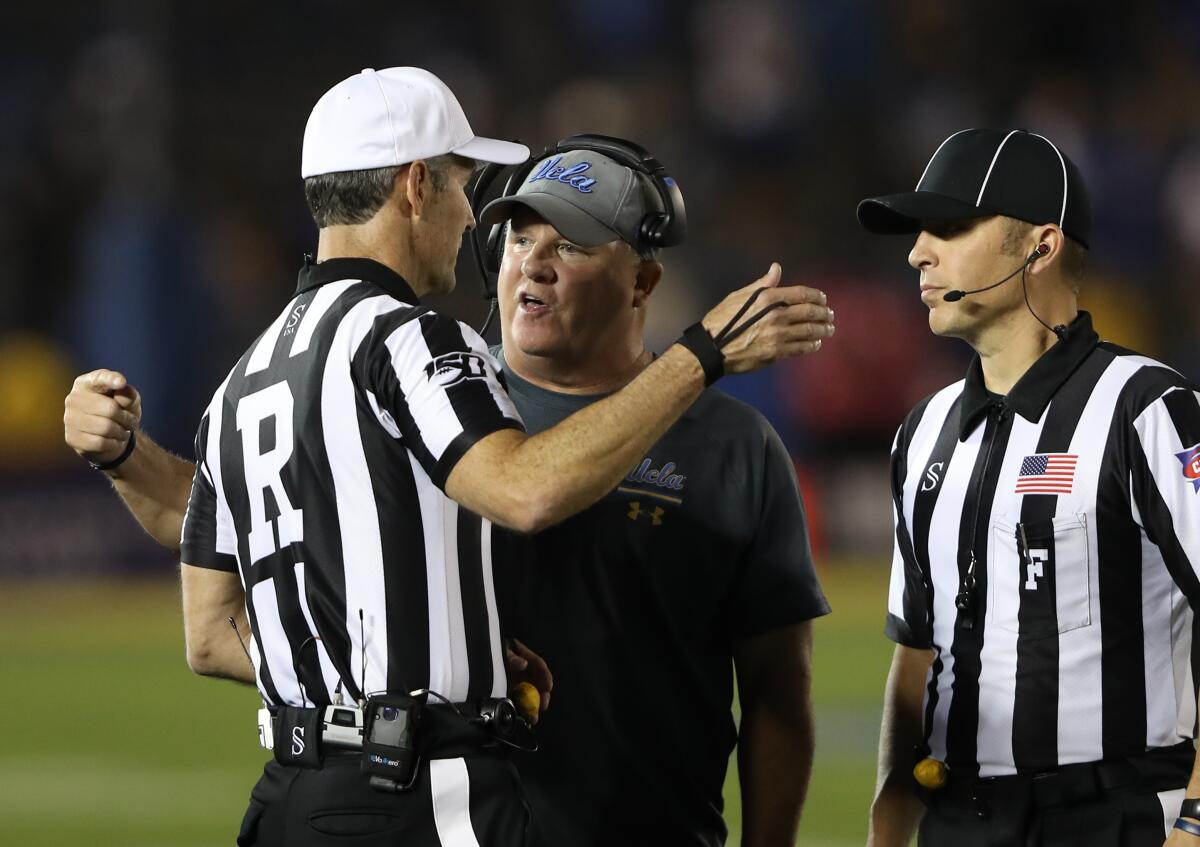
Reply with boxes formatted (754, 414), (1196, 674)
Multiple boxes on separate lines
(528, 155), (597, 193)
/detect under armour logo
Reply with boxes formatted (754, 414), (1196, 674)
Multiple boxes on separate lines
(627, 501), (664, 525)
(291, 726), (306, 756)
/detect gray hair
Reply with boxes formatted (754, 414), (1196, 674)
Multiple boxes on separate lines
(303, 154), (462, 228)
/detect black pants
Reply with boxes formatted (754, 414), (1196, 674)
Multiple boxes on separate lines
(918, 745), (1191, 847)
(920, 781), (1180, 846)
(236, 752), (530, 847)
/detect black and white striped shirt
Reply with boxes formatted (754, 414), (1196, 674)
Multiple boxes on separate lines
(180, 257), (523, 708)
(887, 311), (1200, 776)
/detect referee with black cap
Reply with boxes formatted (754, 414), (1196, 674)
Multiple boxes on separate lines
(858, 128), (1200, 847)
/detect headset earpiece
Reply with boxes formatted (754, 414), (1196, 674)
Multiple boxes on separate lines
(643, 174), (686, 248)
(1030, 243), (1050, 260)
(485, 223), (506, 274)
(473, 160), (538, 288)
(639, 215), (667, 247)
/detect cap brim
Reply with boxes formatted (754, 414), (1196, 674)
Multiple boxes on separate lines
(479, 193), (622, 248)
(453, 136), (530, 165)
(857, 191), (991, 234)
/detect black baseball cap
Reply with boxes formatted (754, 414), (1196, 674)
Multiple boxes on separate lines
(857, 128), (1092, 248)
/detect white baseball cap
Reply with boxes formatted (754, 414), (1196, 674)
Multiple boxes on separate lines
(300, 67), (529, 178)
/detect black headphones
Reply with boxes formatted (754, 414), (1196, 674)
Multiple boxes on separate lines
(468, 133), (688, 301)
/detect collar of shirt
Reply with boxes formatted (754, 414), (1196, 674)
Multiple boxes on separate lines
(294, 256), (420, 303)
(957, 310), (1100, 440)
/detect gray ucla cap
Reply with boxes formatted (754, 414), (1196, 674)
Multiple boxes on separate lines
(479, 150), (665, 253)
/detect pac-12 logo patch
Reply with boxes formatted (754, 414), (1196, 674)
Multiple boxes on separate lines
(1176, 443), (1200, 492)
(424, 352), (490, 388)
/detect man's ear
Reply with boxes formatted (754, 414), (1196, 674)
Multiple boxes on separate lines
(633, 260), (663, 308)
(1027, 224), (1065, 277)
(403, 160), (431, 218)
(384, 164), (415, 218)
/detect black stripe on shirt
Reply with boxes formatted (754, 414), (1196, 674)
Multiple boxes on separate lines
(457, 509), (494, 700)
(945, 407), (1014, 776)
(1011, 349), (1109, 768)
(350, 394), (433, 696)
(217, 361), (284, 706)
(909, 397), (965, 742)
(1095, 361), (1167, 758)
(886, 394), (937, 649)
(181, 412), (240, 571)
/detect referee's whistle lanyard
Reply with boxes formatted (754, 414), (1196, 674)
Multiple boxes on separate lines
(954, 398), (1011, 630)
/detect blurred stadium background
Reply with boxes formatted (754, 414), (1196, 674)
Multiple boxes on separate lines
(2, 1), (1198, 844)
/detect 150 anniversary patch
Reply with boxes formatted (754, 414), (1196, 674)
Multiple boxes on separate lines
(424, 352), (490, 388)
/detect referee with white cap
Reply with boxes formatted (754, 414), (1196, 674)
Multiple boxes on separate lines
(859, 128), (1200, 847)
(63, 67), (833, 846)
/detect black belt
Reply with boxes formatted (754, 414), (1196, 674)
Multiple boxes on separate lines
(924, 741), (1194, 818)
(269, 700), (508, 767)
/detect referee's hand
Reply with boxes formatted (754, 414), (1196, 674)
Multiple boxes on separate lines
(505, 638), (553, 723)
(700, 263), (834, 374)
(64, 369), (142, 466)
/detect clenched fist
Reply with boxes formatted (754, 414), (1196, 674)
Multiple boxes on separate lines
(63, 369), (141, 467)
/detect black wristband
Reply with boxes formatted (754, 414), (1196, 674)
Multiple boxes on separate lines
(677, 322), (724, 387)
(1176, 817), (1200, 837)
(1182, 798), (1200, 821)
(89, 429), (137, 472)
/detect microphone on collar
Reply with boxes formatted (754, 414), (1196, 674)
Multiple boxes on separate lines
(942, 243), (1049, 303)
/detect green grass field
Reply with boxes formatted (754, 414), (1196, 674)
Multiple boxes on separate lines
(0, 562), (892, 846)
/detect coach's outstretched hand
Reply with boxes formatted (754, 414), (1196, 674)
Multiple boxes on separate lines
(700, 263), (834, 374)
(64, 369), (142, 467)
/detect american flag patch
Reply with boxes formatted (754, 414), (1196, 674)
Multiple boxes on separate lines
(1015, 453), (1078, 495)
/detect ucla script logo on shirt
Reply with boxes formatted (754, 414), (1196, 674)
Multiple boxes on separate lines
(618, 457), (686, 524)
(1176, 443), (1200, 492)
(424, 352), (490, 389)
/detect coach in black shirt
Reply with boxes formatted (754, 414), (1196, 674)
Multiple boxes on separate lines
(859, 128), (1200, 847)
(479, 147), (830, 846)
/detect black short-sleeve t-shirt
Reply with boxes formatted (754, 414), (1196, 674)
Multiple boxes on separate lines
(492, 352), (829, 847)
